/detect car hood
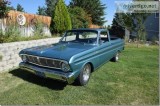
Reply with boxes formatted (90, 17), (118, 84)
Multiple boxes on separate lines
(20, 42), (95, 61)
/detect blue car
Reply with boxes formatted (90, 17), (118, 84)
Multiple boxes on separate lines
(19, 28), (124, 86)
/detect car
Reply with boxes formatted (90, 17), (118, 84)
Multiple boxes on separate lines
(19, 28), (125, 86)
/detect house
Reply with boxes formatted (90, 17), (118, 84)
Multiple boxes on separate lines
(144, 13), (159, 41)
(129, 13), (159, 41)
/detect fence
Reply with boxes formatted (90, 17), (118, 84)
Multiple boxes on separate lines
(0, 10), (52, 36)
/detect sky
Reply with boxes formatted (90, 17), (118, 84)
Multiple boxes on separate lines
(9, 0), (117, 26)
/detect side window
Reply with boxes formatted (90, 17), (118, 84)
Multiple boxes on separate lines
(100, 31), (109, 43)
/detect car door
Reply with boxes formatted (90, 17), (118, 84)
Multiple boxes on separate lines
(97, 31), (114, 65)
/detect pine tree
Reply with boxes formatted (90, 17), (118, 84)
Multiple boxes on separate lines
(53, 0), (72, 33)
(110, 13), (125, 38)
(69, 0), (106, 26)
(0, 0), (10, 18)
(45, 0), (58, 17)
(8, 6), (15, 10)
(16, 4), (25, 12)
(37, 6), (47, 16)
(68, 7), (92, 29)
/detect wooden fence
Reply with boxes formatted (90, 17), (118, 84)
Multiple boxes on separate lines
(0, 10), (51, 36)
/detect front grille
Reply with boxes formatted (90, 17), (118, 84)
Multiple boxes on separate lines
(24, 55), (62, 69)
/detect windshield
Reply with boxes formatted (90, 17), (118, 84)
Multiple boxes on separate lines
(61, 30), (98, 44)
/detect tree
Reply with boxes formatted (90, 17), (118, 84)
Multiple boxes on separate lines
(107, 25), (111, 29)
(68, 7), (92, 29)
(114, 13), (148, 45)
(8, 6), (15, 10)
(37, 6), (47, 16)
(114, 1), (151, 47)
(69, 0), (106, 26)
(53, 0), (72, 33)
(0, 0), (12, 42)
(16, 4), (24, 12)
(133, 13), (148, 47)
(132, 0), (154, 46)
(0, 0), (10, 18)
(45, 0), (58, 17)
(110, 13), (125, 38)
(113, 13), (135, 32)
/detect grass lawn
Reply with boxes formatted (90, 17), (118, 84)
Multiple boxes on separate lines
(0, 44), (159, 105)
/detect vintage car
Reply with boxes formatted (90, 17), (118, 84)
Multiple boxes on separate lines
(19, 28), (124, 86)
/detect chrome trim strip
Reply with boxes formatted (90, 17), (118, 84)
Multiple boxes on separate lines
(20, 54), (68, 63)
(20, 54), (68, 70)
(27, 61), (62, 70)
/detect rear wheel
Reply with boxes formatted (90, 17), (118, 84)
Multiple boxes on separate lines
(112, 52), (119, 62)
(77, 64), (91, 86)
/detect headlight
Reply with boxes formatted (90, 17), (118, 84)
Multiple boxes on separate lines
(21, 55), (27, 62)
(61, 62), (70, 72)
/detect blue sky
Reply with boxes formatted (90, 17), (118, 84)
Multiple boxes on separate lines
(9, 0), (117, 26)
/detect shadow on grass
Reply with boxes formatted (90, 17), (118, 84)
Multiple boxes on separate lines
(9, 68), (67, 91)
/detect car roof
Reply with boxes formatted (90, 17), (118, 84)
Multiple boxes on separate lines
(68, 28), (107, 32)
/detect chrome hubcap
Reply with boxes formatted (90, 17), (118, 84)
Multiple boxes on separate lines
(83, 65), (90, 81)
(116, 53), (119, 61)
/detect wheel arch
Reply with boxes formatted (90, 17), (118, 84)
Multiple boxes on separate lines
(87, 62), (94, 73)
(80, 61), (94, 73)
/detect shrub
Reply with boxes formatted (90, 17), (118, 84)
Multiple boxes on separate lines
(0, 55), (2, 61)
(0, 24), (21, 43)
(0, 22), (52, 43)
(53, 0), (72, 33)
(0, 35), (51, 43)
(0, 29), (4, 43)
(150, 36), (159, 45)
(33, 20), (44, 36)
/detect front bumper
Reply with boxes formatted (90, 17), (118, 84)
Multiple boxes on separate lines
(19, 62), (79, 84)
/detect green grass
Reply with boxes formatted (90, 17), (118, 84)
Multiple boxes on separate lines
(0, 44), (159, 105)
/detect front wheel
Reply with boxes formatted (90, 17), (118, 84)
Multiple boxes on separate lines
(77, 64), (91, 86)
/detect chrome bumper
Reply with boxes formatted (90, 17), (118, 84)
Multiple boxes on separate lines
(19, 62), (79, 84)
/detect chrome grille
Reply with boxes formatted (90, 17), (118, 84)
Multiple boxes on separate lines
(24, 55), (62, 69)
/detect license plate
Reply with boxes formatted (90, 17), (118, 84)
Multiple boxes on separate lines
(35, 71), (45, 78)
